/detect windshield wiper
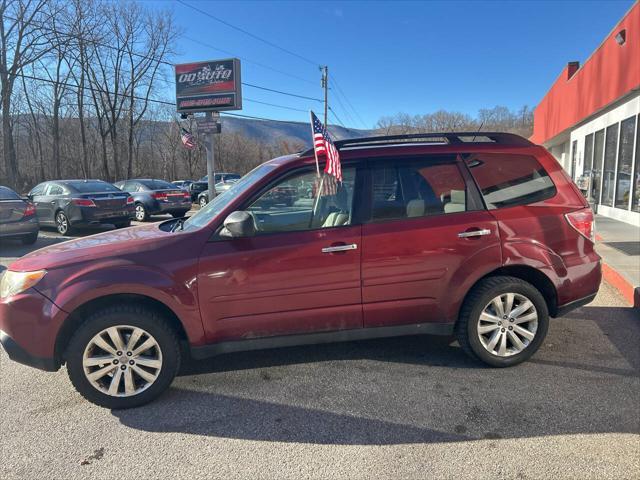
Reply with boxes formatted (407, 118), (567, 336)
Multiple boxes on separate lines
(170, 217), (185, 232)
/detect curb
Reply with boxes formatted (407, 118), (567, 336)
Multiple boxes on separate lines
(601, 261), (639, 308)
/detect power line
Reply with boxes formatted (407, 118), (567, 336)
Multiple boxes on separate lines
(183, 35), (317, 86)
(11, 70), (308, 124)
(4, 14), (323, 104)
(328, 107), (346, 129)
(328, 82), (356, 127)
(330, 76), (367, 128)
(176, 0), (320, 68)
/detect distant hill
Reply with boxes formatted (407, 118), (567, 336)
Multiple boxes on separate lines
(218, 116), (374, 146)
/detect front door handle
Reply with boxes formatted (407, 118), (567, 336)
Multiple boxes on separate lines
(322, 243), (358, 253)
(458, 228), (491, 238)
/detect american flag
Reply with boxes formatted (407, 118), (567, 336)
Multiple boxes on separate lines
(181, 128), (196, 150)
(311, 111), (342, 182)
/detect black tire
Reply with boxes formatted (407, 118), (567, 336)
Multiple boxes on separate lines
(55, 210), (74, 235)
(65, 304), (180, 409)
(171, 211), (188, 218)
(21, 231), (38, 245)
(114, 219), (131, 228)
(198, 197), (207, 208)
(134, 203), (148, 222)
(455, 276), (549, 367)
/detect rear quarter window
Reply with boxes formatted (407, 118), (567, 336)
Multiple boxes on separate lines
(466, 153), (556, 209)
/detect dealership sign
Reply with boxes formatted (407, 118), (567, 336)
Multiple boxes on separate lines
(175, 58), (242, 113)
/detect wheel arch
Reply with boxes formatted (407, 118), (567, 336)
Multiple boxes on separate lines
(459, 265), (558, 322)
(55, 293), (189, 364)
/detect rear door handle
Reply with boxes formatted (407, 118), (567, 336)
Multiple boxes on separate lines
(458, 228), (491, 238)
(322, 243), (358, 253)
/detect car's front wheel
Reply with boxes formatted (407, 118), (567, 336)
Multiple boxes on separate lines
(198, 197), (207, 208)
(65, 305), (180, 409)
(456, 276), (549, 367)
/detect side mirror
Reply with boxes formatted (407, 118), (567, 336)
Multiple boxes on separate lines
(219, 211), (256, 238)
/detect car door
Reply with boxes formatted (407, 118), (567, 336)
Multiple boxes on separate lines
(28, 183), (49, 224)
(197, 165), (363, 344)
(361, 155), (501, 327)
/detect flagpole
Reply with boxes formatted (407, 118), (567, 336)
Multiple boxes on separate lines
(309, 110), (320, 177)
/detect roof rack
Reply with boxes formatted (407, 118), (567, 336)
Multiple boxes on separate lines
(301, 131), (532, 156)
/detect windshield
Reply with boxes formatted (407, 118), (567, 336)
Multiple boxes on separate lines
(183, 163), (277, 231)
(67, 181), (121, 193)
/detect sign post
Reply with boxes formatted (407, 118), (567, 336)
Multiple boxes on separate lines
(175, 58), (242, 204)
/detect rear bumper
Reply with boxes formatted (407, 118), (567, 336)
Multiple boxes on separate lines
(71, 205), (134, 225)
(0, 217), (39, 238)
(152, 200), (192, 214)
(0, 330), (57, 371)
(555, 292), (598, 317)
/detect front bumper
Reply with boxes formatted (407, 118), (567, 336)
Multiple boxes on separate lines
(0, 289), (64, 371)
(0, 330), (57, 371)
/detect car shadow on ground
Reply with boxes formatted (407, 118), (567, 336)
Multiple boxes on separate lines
(113, 305), (639, 445)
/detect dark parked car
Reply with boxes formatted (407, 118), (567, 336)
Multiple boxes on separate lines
(0, 186), (39, 244)
(113, 179), (192, 221)
(189, 173), (241, 202)
(196, 180), (239, 207)
(26, 180), (134, 235)
(0, 132), (601, 409)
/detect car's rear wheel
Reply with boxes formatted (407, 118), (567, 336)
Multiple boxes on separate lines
(55, 211), (73, 235)
(65, 305), (180, 409)
(21, 231), (38, 244)
(134, 203), (148, 222)
(456, 276), (549, 367)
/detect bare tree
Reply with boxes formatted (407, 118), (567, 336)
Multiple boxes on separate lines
(0, 0), (56, 186)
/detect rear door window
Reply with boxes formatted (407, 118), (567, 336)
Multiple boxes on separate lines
(47, 184), (65, 196)
(465, 153), (556, 209)
(369, 157), (468, 222)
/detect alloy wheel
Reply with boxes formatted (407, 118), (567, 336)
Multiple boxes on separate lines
(82, 325), (163, 397)
(135, 204), (146, 221)
(199, 197), (207, 208)
(56, 212), (69, 235)
(477, 293), (538, 357)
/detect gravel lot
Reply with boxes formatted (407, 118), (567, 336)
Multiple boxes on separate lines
(1, 224), (639, 479)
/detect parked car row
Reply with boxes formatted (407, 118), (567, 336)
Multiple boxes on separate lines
(1, 173), (241, 239)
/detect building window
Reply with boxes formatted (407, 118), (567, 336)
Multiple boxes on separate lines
(592, 129), (605, 203)
(601, 123), (619, 207)
(615, 116), (636, 210)
(570, 140), (578, 179)
(633, 116), (640, 213)
(584, 133), (594, 173)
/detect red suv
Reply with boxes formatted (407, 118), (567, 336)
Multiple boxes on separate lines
(0, 133), (601, 408)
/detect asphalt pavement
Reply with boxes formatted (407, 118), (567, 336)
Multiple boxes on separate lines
(0, 224), (639, 479)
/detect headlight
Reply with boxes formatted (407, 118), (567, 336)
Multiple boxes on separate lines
(0, 270), (47, 299)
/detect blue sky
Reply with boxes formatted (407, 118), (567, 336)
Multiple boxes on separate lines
(150, 0), (634, 128)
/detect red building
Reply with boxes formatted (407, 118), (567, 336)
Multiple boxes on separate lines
(531, 1), (640, 226)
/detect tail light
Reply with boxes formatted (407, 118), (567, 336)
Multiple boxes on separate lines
(183, 191), (190, 199)
(126, 196), (134, 205)
(152, 192), (167, 201)
(23, 203), (36, 217)
(72, 198), (96, 207)
(565, 208), (595, 242)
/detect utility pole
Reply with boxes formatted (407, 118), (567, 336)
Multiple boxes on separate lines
(204, 111), (217, 200)
(321, 66), (328, 127)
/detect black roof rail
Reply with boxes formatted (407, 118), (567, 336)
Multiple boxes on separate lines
(300, 131), (532, 156)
